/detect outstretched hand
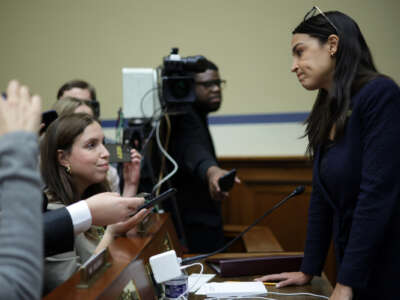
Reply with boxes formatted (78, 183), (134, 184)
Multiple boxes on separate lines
(92, 194), (150, 254)
(207, 166), (241, 201)
(0, 80), (42, 136)
(254, 271), (312, 288)
(107, 207), (150, 236)
(85, 192), (145, 226)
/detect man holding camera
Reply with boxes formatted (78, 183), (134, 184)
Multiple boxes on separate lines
(169, 59), (237, 253)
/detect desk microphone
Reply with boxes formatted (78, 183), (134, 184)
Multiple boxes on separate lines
(181, 185), (305, 265)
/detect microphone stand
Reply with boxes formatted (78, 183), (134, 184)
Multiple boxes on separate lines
(181, 185), (305, 265)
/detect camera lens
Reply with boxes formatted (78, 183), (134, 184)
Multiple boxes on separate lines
(168, 79), (191, 99)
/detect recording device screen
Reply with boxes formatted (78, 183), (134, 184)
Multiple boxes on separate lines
(129, 188), (177, 217)
(104, 144), (132, 163)
(40, 110), (58, 135)
(218, 169), (237, 192)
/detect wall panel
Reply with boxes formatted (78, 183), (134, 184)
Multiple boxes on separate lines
(219, 157), (337, 284)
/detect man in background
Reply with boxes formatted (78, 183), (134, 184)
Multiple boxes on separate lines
(168, 59), (239, 253)
(57, 79), (100, 118)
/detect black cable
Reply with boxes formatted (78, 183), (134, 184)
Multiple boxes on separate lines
(139, 124), (157, 156)
(181, 185), (305, 265)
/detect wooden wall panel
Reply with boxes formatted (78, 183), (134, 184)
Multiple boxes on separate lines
(219, 157), (337, 285)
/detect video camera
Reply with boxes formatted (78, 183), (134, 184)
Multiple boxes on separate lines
(121, 48), (207, 153)
(160, 48), (207, 107)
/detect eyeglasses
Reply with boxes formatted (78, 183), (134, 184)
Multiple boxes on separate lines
(195, 79), (226, 89)
(304, 6), (339, 34)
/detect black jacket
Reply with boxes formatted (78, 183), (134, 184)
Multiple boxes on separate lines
(43, 195), (74, 257)
(300, 77), (400, 299)
(168, 105), (224, 252)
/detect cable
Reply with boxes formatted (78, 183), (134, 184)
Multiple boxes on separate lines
(205, 292), (328, 300)
(155, 114), (172, 196)
(267, 291), (328, 299)
(139, 67), (164, 120)
(181, 262), (204, 293)
(151, 106), (165, 124)
(205, 297), (276, 300)
(204, 291), (328, 300)
(139, 87), (159, 118)
(138, 108), (166, 159)
(151, 116), (178, 195)
(139, 124), (157, 156)
(182, 186), (305, 264)
(116, 108), (124, 144)
(174, 262), (204, 300)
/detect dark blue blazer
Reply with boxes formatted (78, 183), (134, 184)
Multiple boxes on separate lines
(43, 194), (74, 257)
(300, 77), (400, 299)
(43, 208), (74, 257)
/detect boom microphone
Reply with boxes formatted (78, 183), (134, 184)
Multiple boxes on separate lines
(181, 185), (305, 265)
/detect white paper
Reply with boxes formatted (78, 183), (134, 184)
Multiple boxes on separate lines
(188, 273), (216, 292)
(195, 281), (267, 297)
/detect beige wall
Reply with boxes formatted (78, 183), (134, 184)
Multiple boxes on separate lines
(1, 0), (399, 119)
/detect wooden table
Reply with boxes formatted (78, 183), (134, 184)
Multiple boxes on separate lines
(44, 213), (181, 300)
(186, 253), (332, 300)
(43, 213), (332, 299)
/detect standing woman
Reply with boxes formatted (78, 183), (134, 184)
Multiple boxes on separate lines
(256, 8), (400, 300)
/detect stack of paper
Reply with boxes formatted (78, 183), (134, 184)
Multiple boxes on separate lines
(187, 273), (215, 292)
(195, 281), (267, 297)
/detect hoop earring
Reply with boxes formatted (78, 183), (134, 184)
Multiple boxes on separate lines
(66, 165), (71, 175)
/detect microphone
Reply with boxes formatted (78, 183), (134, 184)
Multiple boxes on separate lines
(181, 185), (305, 265)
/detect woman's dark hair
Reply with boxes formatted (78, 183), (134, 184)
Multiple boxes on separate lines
(293, 11), (380, 157)
(40, 113), (109, 205)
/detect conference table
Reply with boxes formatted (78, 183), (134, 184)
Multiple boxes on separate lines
(44, 213), (332, 299)
(184, 251), (332, 300)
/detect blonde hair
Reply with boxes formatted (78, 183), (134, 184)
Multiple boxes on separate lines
(53, 97), (95, 118)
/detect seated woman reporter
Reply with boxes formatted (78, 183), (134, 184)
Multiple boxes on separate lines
(40, 113), (148, 292)
(53, 96), (121, 192)
(255, 7), (400, 300)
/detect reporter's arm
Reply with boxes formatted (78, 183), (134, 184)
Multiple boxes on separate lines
(0, 81), (43, 299)
(94, 209), (149, 254)
(44, 192), (146, 256)
(0, 132), (43, 300)
(66, 200), (92, 234)
(43, 208), (75, 256)
(206, 166), (229, 201)
(85, 193), (145, 225)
